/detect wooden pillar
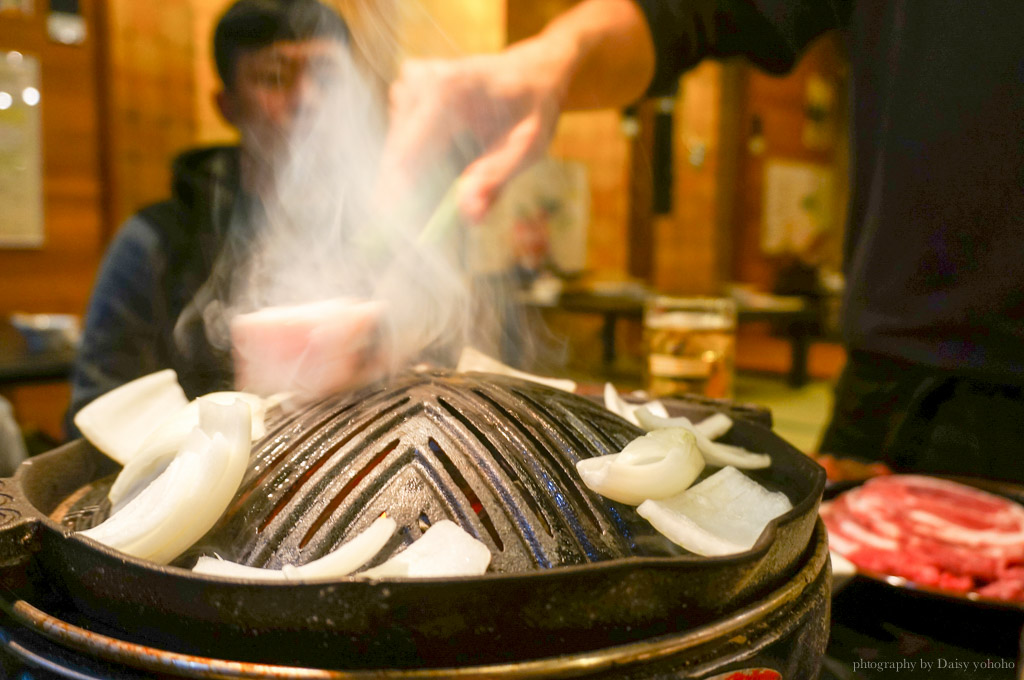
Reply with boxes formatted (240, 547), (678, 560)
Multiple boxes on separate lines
(625, 100), (655, 282)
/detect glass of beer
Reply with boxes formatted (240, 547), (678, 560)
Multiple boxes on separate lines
(643, 296), (737, 399)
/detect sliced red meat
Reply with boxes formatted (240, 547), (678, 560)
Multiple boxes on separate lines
(822, 475), (1024, 602)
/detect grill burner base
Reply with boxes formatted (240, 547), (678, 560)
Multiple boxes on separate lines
(0, 523), (829, 680)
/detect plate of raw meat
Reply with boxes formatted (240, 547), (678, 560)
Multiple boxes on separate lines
(821, 474), (1024, 608)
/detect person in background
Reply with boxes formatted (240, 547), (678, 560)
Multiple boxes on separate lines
(382, 0), (1024, 483)
(65, 0), (350, 437)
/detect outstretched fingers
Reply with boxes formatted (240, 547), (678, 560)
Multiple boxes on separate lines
(458, 115), (548, 222)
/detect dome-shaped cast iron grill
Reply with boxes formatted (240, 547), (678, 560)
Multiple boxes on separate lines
(193, 371), (681, 572)
(0, 377), (824, 669)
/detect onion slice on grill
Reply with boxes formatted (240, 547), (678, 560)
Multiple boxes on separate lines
(456, 347), (577, 393)
(73, 369), (189, 465)
(635, 407), (770, 470)
(358, 520), (491, 578)
(692, 412), (733, 440)
(79, 398), (251, 565)
(192, 516), (397, 582)
(602, 383), (668, 426)
(190, 559), (291, 582)
(637, 466), (792, 556)
(575, 428), (704, 505)
(108, 391), (272, 512)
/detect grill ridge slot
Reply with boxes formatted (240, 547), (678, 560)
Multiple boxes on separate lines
(473, 389), (606, 543)
(289, 447), (417, 567)
(440, 393), (598, 561)
(432, 397), (551, 564)
(197, 371), (678, 572)
(258, 398), (412, 534)
(247, 408), (422, 565)
(428, 436), (504, 551)
(462, 393), (561, 536)
(242, 428), (407, 565)
(230, 400), (360, 516)
(299, 438), (401, 549)
(252, 398), (356, 473)
(533, 395), (650, 550)
(503, 389), (604, 467)
(507, 390), (643, 547)
(536, 391), (630, 454)
(255, 396), (345, 454)
(410, 445), (491, 546)
(539, 398), (662, 554)
(443, 392), (553, 537)
(517, 389), (627, 455)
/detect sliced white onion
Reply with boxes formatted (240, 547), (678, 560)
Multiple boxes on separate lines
(635, 407), (770, 469)
(602, 382), (669, 426)
(73, 369), (188, 465)
(358, 520), (491, 578)
(80, 430), (210, 550)
(287, 516), (397, 579)
(191, 557), (291, 581)
(693, 412), (733, 440)
(108, 391), (270, 512)
(79, 398), (251, 565)
(456, 346), (576, 393)
(192, 516), (397, 582)
(637, 466), (793, 556)
(575, 428), (704, 505)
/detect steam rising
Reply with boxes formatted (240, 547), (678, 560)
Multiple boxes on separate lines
(189, 25), (470, 397)
(177, 2), (567, 399)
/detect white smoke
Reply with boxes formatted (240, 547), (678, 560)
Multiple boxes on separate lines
(183, 1), (567, 398)
(187, 6), (477, 399)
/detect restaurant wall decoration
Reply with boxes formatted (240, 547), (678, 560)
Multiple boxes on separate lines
(760, 160), (833, 261)
(0, 50), (43, 248)
(471, 156), (590, 281)
(0, 0), (33, 15)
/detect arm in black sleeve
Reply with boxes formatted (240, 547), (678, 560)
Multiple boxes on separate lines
(634, 0), (851, 96)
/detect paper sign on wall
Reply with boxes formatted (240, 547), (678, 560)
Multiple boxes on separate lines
(471, 157), (590, 276)
(761, 160), (832, 257)
(0, 51), (44, 248)
(0, 0), (35, 15)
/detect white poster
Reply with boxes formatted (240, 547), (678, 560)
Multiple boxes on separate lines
(761, 160), (832, 257)
(471, 157), (590, 276)
(0, 0), (35, 15)
(0, 51), (44, 248)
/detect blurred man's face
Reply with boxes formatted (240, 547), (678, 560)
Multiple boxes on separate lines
(217, 38), (346, 163)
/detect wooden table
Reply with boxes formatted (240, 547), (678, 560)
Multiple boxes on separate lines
(527, 290), (823, 388)
(0, 321), (76, 387)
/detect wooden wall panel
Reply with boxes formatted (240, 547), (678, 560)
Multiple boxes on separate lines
(731, 33), (848, 292)
(508, 0), (636, 279)
(0, 2), (104, 440)
(548, 110), (630, 275)
(0, 1), (104, 317)
(654, 61), (726, 295)
(192, 0), (236, 144)
(105, 0), (198, 229)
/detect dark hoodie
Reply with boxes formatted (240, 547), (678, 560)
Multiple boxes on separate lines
(67, 146), (246, 438)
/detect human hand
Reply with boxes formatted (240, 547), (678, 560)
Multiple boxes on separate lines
(380, 39), (574, 223)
